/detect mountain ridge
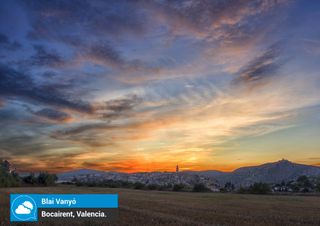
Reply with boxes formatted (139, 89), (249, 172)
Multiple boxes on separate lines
(57, 159), (320, 187)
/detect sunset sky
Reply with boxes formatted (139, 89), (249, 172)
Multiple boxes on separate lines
(0, 0), (319, 173)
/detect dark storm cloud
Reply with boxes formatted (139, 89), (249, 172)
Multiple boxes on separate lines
(34, 108), (71, 122)
(0, 65), (93, 113)
(31, 45), (65, 67)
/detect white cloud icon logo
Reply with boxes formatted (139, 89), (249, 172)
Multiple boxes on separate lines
(15, 201), (34, 215)
(22, 201), (33, 210)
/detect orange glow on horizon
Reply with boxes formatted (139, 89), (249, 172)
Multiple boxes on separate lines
(12, 157), (320, 174)
(12, 158), (268, 174)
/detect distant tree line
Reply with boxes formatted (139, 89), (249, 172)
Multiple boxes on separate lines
(272, 175), (320, 193)
(22, 172), (58, 186)
(236, 175), (320, 194)
(0, 160), (58, 187)
(71, 175), (320, 194)
(238, 182), (271, 194)
(71, 177), (213, 193)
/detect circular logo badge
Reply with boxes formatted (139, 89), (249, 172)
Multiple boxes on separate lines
(11, 195), (37, 221)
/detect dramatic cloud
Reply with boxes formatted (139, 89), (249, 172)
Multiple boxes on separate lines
(25, 0), (149, 41)
(85, 42), (125, 68)
(33, 108), (72, 122)
(101, 95), (142, 119)
(0, 65), (93, 113)
(0, 33), (21, 51)
(0, 0), (319, 172)
(144, 0), (287, 39)
(31, 45), (65, 67)
(234, 42), (284, 86)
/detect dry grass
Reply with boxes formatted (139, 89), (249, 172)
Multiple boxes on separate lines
(1, 185), (320, 226)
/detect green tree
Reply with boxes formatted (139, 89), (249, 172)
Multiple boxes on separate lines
(249, 183), (271, 194)
(172, 183), (185, 192)
(37, 172), (58, 186)
(316, 182), (320, 192)
(297, 175), (313, 191)
(133, 182), (145, 189)
(23, 173), (37, 185)
(147, 184), (159, 190)
(224, 182), (235, 192)
(0, 161), (20, 187)
(192, 183), (210, 192)
(237, 186), (248, 194)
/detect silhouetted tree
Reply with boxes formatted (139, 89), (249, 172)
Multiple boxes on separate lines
(316, 181), (320, 192)
(297, 175), (313, 192)
(192, 183), (210, 192)
(133, 182), (145, 189)
(172, 183), (185, 192)
(249, 182), (271, 194)
(0, 160), (20, 187)
(37, 172), (57, 186)
(224, 182), (235, 192)
(23, 173), (37, 185)
(237, 186), (248, 194)
(147, 184), (159, 190)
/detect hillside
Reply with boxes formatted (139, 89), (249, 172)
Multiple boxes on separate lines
(57, 160), (320, 188)
(214, 159), (320, 187)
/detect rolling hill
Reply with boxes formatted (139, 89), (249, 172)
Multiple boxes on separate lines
(57, 159), (320, 187)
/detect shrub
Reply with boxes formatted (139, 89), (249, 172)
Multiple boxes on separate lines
(249, 182), (271, 194)
(237, 186), (248, 194)
(147, 184), (158, 190)
(224, 182), (235, 192)
(133, 182), (145, 189)
(37, 172), (58, 186)
(297, 175), (313, 191)
(0, 161), (20, 187)
(23, 173), (37, 185)
(172, 183), (185, 192)
(316, 182), (320, 192)
(120, 181), (132, 188)
(192, 183), (210, 192)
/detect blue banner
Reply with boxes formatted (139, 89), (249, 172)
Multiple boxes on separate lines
(10, 194), (118, 222)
